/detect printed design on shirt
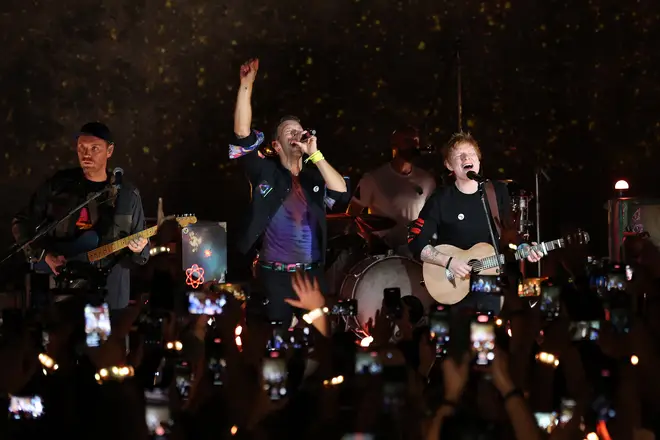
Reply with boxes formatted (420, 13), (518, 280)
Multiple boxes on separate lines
(228, 130), (265, 159)
(458, 213), (465, 220)
(76, 207), (93, 230)
(258, 181), (272, 197)
(407, 218), (424, 243)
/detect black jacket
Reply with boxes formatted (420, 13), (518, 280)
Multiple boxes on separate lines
(229, 130), (350, 261)
(12, 167), (150, 309)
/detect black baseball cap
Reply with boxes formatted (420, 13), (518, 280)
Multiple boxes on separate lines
(77, 122), (114, 145)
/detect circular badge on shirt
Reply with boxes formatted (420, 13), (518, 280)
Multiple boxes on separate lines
(313, 186), (320, 192)
(458, 213), (465, 220)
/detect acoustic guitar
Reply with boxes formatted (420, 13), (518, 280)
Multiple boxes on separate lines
(422, 230), (590, 304)
(34, 214), (197, 274)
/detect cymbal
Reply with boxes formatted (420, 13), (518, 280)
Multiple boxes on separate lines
(326, 213), (397, 232)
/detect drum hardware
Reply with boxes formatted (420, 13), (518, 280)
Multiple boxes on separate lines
(326, 213), (397, 233)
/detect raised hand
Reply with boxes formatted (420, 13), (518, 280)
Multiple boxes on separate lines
(240, 58), (259, 85)
(286, 271), (325, 311)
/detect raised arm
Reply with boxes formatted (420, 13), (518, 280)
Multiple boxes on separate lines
(234, 59), (258, 138)
(229, 59), (270, 181)
(346, 174), (372, 215)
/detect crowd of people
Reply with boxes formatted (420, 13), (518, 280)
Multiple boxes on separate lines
(0, 255), (659, 439)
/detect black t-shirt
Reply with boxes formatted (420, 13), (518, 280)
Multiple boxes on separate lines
(408, 181), (512, 257)
(74, 178), (114, 237)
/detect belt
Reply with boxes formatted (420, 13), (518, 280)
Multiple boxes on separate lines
(259, 261), (321, 272)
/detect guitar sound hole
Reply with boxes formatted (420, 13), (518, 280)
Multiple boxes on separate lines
(468, 260), (479, 273)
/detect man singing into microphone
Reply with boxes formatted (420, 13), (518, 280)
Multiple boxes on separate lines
(408, 132), (543, 309)
(230, 59), (349, 325)
(12, 122), (150, 311)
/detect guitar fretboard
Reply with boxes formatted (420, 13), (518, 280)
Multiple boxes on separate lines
(86, 225), (159, 262)
(476, 239), (565, 271)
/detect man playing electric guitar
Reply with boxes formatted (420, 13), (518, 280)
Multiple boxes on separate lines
(12, 122), (150, 310)
(407, 132), (544, 309)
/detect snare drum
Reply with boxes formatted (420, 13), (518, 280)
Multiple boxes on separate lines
(339, 255), (435, 332)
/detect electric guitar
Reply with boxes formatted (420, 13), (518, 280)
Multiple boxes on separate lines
(34, 214), (197, 274)
(422, 230), (590, 305)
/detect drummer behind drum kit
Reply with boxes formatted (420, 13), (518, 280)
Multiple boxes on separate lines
(326, 181), (537, 338)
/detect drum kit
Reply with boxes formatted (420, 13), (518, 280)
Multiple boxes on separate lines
(326, 182), (535, 339)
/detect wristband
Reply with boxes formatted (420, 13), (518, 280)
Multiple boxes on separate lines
(502, 388), (524, 402)
(446, 257), (453, 269)
(304, 150), (324, 164)
(302, 307), (327, 324)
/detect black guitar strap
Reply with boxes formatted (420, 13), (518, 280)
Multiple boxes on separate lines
(485, 181), (502, 239)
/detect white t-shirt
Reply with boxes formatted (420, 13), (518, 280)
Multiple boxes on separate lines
(351, 163), (436, 254)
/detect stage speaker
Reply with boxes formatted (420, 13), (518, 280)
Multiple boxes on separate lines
(607, 197), (660, 261)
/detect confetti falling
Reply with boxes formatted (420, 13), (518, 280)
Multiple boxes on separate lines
(0, 0), (658, 260)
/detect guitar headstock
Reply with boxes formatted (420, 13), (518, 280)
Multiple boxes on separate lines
(564, 229), (590, 246)
(172, 214), (197, 228)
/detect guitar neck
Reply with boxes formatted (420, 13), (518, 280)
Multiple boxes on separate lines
(478, 239), (564, 271)
(514, 239), (564, 261)
(87, 225), (158, 262)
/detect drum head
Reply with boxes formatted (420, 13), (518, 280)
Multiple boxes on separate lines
(340, 255), (434, 332)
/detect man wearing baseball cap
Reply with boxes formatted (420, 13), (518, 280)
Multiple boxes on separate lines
(12, 122), (150, 310)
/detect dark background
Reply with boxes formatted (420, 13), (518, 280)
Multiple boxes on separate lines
(0, 0), (658, 278)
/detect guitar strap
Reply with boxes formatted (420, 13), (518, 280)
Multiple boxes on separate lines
(485, 181), (502, 239)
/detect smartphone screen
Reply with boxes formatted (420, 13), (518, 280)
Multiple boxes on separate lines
(534, 412), (558, 432)
(187, 291), (226, 315)
(84, 303), (111, 347)
(470, 275), (503, 294)
(331, 299), (358, 317)
(569, 321), (600, 341)
(144, 388), (171, 438)
(560, 398), (576, 426)
(429, 306), (450, 358)
(208, 357), (226, 386)
(540, 284), (561, 320)
(262, 358), (288, 400)
(383, 287), (402, 319)
(288, 326), (313, 350)
(8, 395), (44, 420)
(355, 351), (382, 375)
(470, 319), (496, 366)
(609, 308), (631, 334)
(174, 360), (192, 400)
(267, 322), (288, 352)
(518, 277), (546, 297)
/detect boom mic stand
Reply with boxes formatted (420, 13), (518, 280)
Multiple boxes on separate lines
(0, 185), (118, 313)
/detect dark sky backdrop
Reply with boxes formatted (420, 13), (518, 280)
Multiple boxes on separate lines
(0, 0), (659, 272)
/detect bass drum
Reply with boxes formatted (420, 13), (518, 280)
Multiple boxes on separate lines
(339, 255), (435, 332)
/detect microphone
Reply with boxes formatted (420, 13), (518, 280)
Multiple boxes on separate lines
(113, 167), (124, 188)
(466, 170), (488, 183)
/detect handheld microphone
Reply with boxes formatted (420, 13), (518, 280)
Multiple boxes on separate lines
(466, 170), (488, 183)
(113, 167), (124, 188)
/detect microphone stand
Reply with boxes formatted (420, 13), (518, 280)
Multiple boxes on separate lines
(534, 166), (551, 277)
(0, 185), (118, 313)
(478, 181), (505, 274)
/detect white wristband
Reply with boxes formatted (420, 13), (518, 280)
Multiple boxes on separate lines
(303, 307), (327, 324)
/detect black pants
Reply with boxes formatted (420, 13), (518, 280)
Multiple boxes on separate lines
(255, 265), (327, 325)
